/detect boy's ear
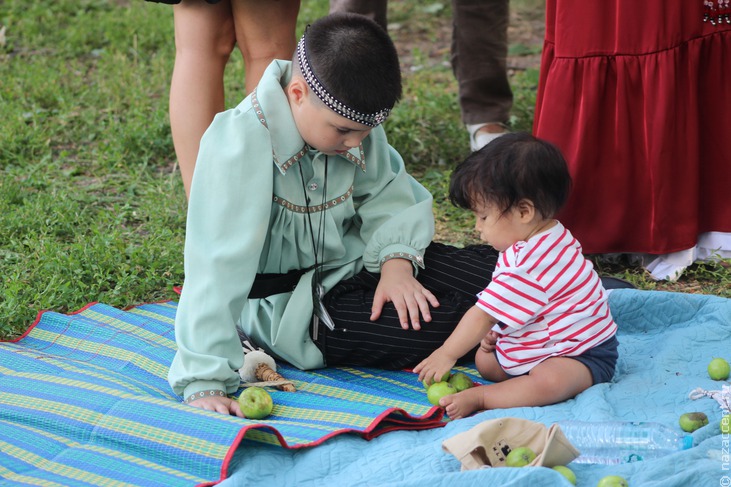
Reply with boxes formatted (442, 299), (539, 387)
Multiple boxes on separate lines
(516, 199), (536, 221)
(287, 76), (309, 106)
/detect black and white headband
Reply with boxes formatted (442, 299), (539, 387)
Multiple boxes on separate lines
(296, 33), (391, 127)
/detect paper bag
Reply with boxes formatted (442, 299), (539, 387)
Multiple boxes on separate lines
(442, 417), (580, 470)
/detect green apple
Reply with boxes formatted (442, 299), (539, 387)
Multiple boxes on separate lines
(448, 372), (474, 392)
(596, 475), (628, 487)
(721, 414), (731, 434)
(708, 357), (730, 380)
(678, 412), (709, 432)
(237, 386), (274, 419)
(426, 381), (456, 406)
(423, 370), (452, 389)
(504, 446), (536, 467)
(552, 465), (576, 485)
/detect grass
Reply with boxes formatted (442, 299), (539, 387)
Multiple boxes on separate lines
(1, 0), (729, 340)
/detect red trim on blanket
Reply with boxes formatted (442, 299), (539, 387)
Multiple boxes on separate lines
(207, 404), (447, 486)
(2, 301), (100, 343)
(3, 285), (183, 343)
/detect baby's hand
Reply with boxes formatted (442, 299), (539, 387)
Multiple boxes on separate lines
(414, 348), (456, 385)
(186, 395), (243, 417)
(479, 330), (499, 353)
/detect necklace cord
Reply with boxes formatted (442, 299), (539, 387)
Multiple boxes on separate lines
(298, 156), (329, 277)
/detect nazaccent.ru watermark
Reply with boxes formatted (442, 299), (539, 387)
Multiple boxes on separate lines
(721, 415), (730, 486)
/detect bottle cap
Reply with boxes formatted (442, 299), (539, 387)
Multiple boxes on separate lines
(682, 435), (693, 450)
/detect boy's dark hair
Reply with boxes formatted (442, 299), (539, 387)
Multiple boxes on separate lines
(449, 132), (572, 219)
(303, 13), (402, 114)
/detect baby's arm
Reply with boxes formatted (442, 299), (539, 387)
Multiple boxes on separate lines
(370, 258), (439, 330)
(414, 305), (497, 384)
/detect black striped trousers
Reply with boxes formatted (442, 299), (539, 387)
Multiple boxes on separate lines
(315, 242), (498, 369)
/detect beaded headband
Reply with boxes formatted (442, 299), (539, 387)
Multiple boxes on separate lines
(296, 33), (391, 127)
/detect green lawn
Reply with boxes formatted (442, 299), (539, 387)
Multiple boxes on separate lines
(1, 0), (728, 340)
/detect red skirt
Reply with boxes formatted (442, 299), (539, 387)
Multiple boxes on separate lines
(534, 0), (731, 255)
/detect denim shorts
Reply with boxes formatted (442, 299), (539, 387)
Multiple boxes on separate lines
(568, 335), (619, 384)
(497, 334), (619, 385)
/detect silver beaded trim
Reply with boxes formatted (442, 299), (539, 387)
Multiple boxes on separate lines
(343, 146), (366, 172)
(184, 389), (227, 404)
(252, 83), (367, 173)
(297, 35), (390, 127)
(274, 186), (354, 213)
(251, 88), (268, 129)
(280, 147), (309, 172)
(380, 252), (425, 269)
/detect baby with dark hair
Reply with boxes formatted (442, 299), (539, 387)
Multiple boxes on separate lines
(449, 132), (571, 220)
(415, 132), (619, 419)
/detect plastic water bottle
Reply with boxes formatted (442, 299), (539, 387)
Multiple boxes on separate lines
(556, 420), (693, 465)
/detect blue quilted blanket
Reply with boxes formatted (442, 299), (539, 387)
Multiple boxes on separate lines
(220, 289), (731, 487)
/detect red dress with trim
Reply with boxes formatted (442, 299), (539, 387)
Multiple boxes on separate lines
(533, 0), (731, 255)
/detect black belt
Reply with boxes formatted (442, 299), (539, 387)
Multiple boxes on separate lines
(249, 267), (312, 299)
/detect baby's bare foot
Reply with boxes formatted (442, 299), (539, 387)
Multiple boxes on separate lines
(439, 386), (486, 419)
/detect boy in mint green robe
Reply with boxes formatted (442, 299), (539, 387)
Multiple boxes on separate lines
(169, 13), (498, 416)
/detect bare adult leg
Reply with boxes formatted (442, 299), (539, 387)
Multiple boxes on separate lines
(170, 0), (235, 198)
(231, 0), (301, 95)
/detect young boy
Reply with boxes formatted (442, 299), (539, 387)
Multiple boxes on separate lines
(169, 13), (500, 416)
(414, 132), (619, 419)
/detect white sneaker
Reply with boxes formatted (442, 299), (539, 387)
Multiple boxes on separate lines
(468, 123), (509, 152)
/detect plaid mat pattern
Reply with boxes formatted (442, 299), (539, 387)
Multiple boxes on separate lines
(0, 301), (477, 486)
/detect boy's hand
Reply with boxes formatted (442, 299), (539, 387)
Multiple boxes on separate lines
(186, 395), (244, 417)
(413, 348), (456, 385)
(371, 258), (439, 330)
(479, 330), (499, 353)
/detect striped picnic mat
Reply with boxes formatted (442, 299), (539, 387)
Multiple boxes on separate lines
(0, 301), (471, 486)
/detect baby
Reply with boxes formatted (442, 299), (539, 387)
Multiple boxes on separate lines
(414, 132), (618, 419)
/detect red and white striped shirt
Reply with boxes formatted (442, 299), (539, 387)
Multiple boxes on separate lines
(476, 222), (617, 375)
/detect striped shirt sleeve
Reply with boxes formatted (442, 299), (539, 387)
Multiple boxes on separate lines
(476, 266), (548, 330)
